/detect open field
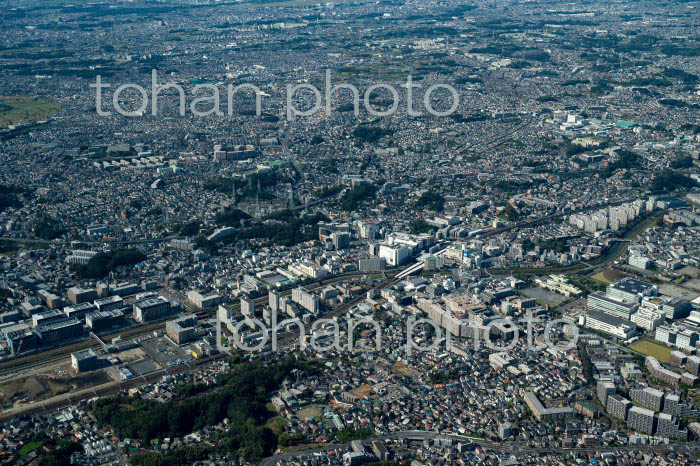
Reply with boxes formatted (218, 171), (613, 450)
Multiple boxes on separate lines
(591, 269), (627, 285)
(0, 95), (61, 127)
(628, 340), (673, 364)
(296, 406), (322, 421)
(392, 361), (418, 377)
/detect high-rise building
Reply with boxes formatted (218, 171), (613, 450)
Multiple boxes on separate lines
(331, 231), (351, 250)
(292, 287), (319, 314)
(627, 406), (656, 434)
(656, 413), (687, 440)
(597, 381), (616, 406)
(269, 290), (281, 313)
(630, 387), (664, 412)
(687, 356), (700, 376)
(241, 296), (255, 317)
(606, 394), (632, 421)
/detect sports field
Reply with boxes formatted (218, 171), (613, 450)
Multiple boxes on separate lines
(628, 340), (673, 364)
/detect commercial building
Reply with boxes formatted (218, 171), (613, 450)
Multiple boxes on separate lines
(378, 244), (411, 267)
(133, 296), (171, 322)
(607, 277), (656, 303)
(94, 295), (124, 312)
(358, 257), (386, 272)
(86, 310), (124, 332)
(187, 290), (223, 309)
(631, 308), (665, 331)
(166, 315), (198, 344)
(64, 302), (97, 322)
(36, 319), (83, 345)
(71, 348), (98, 372)
(67, 286), (97, 305)
(32, 309), (67, 328)
(587, 292), (638, 320)
(579, 310), (638, 340)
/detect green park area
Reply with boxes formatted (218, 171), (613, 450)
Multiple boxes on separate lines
(0, 95), (60, 127)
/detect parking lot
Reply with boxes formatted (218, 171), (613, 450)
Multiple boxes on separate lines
(139, 336), (194, 367)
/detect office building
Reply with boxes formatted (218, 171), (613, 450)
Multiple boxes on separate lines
(72, 348), (98, 372)
(187, 290), (223, 309)
(133, 295), (171, 322)
(64, 302), (97, 322)
(579, 310), (638, 340)
(607, 277), (656, 303)
(86, 310), (124, 332)
(5, 329), (37, 353)
(67, 286), (97, 305)
(94, 295), (124, 312)
(587, 292), (638, 319)
(166, 315), (198, 344)
(32, 309), (66, 328)
(109, 282), (141, 297)
(331, 231), (351, 250)
(631, 308), (665, 331)
(36, 319), (83, 345)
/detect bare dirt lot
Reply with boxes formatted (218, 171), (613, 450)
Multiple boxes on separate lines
(0, 363), (109, 409)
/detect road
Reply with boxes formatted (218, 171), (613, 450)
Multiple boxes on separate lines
(260, 430), (700, 465)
